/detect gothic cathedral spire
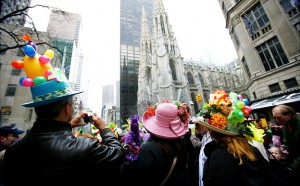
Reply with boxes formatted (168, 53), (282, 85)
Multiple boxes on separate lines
(137, 0), (194, 116)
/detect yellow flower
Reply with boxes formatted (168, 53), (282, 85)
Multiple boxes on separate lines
(246, 123), (265, 143)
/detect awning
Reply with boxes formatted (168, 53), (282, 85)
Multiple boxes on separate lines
(250, 92), (300, 110)
(274, 92), (300, 105)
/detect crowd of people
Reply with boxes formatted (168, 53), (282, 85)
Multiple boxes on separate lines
(0, 73), (299, 186)
(2, 34), (300, 185)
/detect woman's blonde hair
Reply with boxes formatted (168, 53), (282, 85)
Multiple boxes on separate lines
(210, 131), (257, 165)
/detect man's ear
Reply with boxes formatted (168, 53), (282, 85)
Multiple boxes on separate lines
(64, 102), (72, 116)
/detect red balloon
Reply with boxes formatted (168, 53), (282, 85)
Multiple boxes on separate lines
(242, 109), (250, 117)
(244, 106), (252, 113)
(11, 60), (24, 69)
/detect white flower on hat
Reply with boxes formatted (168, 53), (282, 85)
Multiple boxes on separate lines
(192, 116), (204, 123)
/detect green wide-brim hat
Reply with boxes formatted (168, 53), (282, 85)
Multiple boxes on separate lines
(22, 79), (83, 107)
(197, 120), (239, 136)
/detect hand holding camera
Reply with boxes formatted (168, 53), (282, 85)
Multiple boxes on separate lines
(83, 115), (93, 123)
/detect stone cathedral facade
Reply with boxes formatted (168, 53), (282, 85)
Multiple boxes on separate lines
(137, 0), (247, 117)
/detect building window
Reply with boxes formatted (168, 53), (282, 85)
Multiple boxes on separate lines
(187, 72), (195, 84)
(232, 27), (240, 48)
(243, 3), (270, 39)
(256, 37), (289, 72)
(198, 73), (205, 86)
(284, 78), (298, 89)
(241, 58), (251, 78)
(222, 2), (227, 14)
(169, 61), (177, 80)
(11, 68), (21, 76)
(0, 44), (7, 55)
(279, 0), (300, 18)
(5, 84), (17, 96)
(208, 75), (213, 85)
(0, 106), (12, 115)
(253, 92), (257, 99)
(269, 83), (281, 93)
(165, 44), (169, 53)
(160, 15), (165, 34)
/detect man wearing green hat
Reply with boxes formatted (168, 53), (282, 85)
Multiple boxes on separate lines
(3, 70), (125, 185)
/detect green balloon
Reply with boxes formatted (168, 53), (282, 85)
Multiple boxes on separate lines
(33, 76), (47, 85)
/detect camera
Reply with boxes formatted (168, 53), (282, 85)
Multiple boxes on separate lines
(83, 115), (93, 123)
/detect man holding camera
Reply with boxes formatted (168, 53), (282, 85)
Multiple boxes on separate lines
(3, 78), (125, 185)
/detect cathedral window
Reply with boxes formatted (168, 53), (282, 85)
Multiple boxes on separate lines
(198, 73), (205, 86)
(187, 72), (195, 84)
(165, 44), (169, 53)
(169, 61), (177, 80)
(160, 15), (165, 34)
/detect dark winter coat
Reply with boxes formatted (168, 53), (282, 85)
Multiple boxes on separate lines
(122, 137), (188, 186)
(3, 120), (125, 186)
(203, 141), (288, 186)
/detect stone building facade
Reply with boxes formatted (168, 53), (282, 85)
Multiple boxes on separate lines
(219, 0), (300, 119)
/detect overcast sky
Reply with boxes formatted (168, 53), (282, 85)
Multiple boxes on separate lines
(28, 0), (238, 113)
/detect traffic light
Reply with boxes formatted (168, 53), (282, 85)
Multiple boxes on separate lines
(196, 94), (202, 102)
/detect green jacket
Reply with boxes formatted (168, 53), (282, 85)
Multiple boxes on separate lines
(283, 115), (300, 170)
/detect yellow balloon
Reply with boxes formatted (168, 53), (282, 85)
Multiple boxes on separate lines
(23, 54), (53, 79)
(44, 49), (54, 59)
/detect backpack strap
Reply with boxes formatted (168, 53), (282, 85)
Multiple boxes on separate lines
(160, 156), (178, 186)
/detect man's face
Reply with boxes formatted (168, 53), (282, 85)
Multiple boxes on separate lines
(272, 108), (291, 125)
(0, 134), (20, 146)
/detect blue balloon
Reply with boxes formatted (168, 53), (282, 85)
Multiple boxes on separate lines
(24, 45), (36, 58)
(242, 99), (249, 106)
(19, 76), (26, 86)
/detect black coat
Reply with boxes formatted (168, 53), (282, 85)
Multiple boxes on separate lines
(203, 141), (288, 186)
(122, 138), (188, 186)
(3, 120), (125, 186)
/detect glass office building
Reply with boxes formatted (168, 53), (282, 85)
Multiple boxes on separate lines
(120, 0), (153, 124)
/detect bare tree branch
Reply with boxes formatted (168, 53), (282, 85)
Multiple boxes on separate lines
(0, 4), (64, 56)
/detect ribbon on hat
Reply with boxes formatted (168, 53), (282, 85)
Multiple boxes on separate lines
(33, 87), (69, 102)
(170, 117), (186, 136)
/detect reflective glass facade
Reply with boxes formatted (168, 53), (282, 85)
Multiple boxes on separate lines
(120, 0), (153, 124)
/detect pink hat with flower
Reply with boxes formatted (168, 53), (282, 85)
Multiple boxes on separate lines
(142, 101), (191, 139)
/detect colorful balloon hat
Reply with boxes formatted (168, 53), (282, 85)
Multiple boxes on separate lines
(10, 34), (83, 107)
(194, 90), (264, 143)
